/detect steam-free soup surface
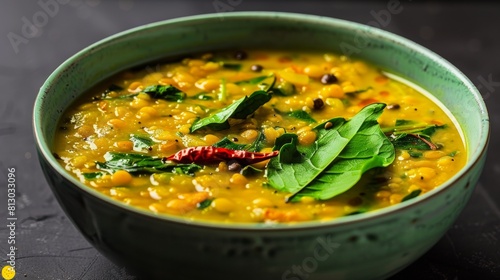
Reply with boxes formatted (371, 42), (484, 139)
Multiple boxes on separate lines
(53, 50), (466, 223)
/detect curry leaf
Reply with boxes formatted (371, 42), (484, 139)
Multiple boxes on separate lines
(143, 85), (186, 101)
(96, 152), (201, 175)
(190, 90), (272, 132)
(267, 103), (395, 201)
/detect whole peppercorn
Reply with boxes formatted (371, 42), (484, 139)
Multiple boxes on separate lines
(320, 73), (338, 84)
(234, 50), (248, 60)
(251, 64), (263, 72)
(313, 98), (324, 110)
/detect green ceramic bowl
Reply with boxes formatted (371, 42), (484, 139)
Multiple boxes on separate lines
(33, 12), (489, 280)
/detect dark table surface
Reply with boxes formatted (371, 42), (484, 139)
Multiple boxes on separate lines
(1, 1), (499, 279)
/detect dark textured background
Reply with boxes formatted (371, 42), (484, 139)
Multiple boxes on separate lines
(0, 1), (499, 279)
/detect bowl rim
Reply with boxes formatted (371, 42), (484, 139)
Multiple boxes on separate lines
(33, 11), (490, 231)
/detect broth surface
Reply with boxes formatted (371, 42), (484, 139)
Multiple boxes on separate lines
(53, 50), (466, 223)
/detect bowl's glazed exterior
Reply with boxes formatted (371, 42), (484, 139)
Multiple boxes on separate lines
(34, 12), (489, 280)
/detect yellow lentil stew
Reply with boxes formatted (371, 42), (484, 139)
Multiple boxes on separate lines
(53, 50), (466, 223)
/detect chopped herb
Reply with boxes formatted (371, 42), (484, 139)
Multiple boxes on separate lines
(346, 210), (366, 216)
(240, 165), (263, 176)
(395, 119), (415, 126)
(197, 198), (214, 210)
(213, 131), (265, 153)
(82, 172), (105, 180)
(272, 80), (296, 96)
(449, 151), (458, 157)
(107, 84), (124, 92)
(402, 189), (422, 202)
(218, 78), (227, 101)
(287, 110), (317, 123)
(246, 131), (265, 152)
(102, 93), (138, 100)
(408, 151), (423, 158)
(142, 85), (186, 101)
(235, 75), (269, 85)
(192, 92), (214, 100)
(345, 87), (372, 96)
(130, 135), (154, 152)
(213, 137), (247, 150)
(222, 63), (242, 71)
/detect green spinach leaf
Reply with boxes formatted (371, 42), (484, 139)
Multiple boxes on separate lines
(267, 103), (395, 201)
(96, 152), (201, 175)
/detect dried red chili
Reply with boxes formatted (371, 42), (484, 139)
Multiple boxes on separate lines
(166, 146), (279, 165)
